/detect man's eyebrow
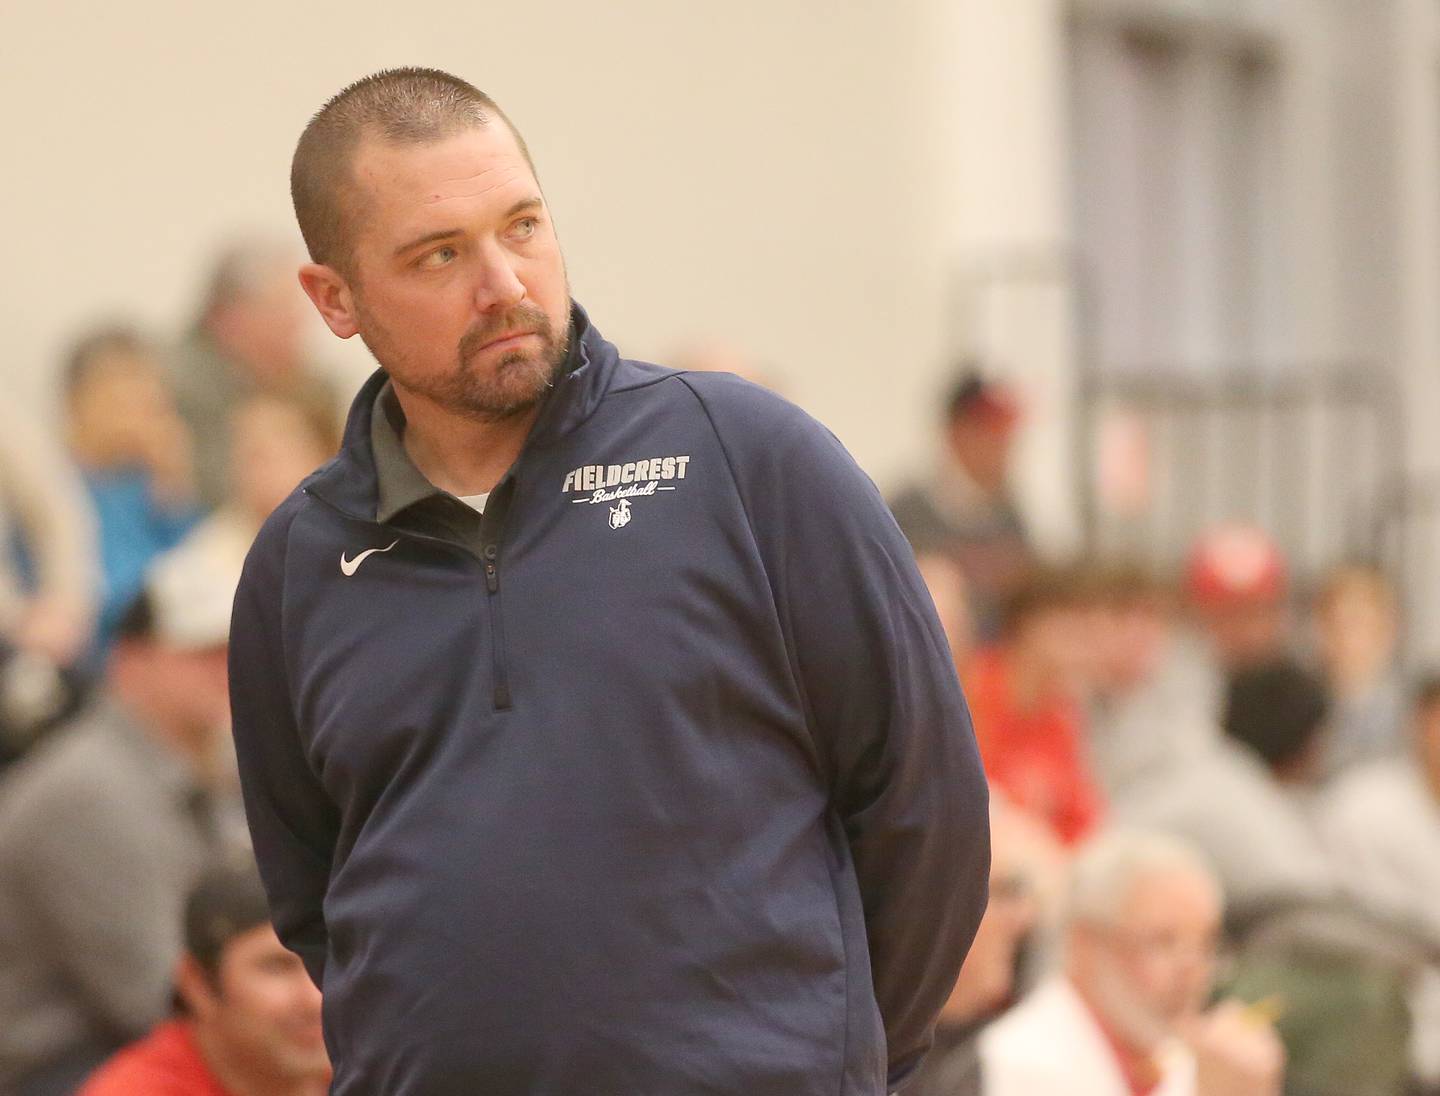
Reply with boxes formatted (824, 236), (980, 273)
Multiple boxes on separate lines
(392, 198), (545, 259)
(393, 228), (461, 258)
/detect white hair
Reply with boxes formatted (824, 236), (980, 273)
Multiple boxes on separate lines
(1066, 828), (1222, 929)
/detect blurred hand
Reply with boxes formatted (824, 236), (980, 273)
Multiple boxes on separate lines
(1181, 999), (1285, 1096)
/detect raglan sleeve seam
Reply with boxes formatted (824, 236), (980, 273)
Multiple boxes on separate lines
(672, 375), (826, 771)
(272, 501), (304, 752)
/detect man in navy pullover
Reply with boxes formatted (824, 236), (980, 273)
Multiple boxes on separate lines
(229, 67), (989, 1095)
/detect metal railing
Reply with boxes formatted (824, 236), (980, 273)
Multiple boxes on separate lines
(1074, 362), (1407, 588)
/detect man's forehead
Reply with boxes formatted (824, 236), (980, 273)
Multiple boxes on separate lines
(351, 127), (536, 210)
(1121, 871), (1220, 925)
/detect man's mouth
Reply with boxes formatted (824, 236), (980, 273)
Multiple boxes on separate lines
(478, 330), (538, 352)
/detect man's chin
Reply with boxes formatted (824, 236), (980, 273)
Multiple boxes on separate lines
(433, 371), (551, 423)
(483, 356), (563, 414)
(273, 1041), (331, 1078)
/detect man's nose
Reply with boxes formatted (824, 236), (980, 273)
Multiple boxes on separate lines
(296, 973), (324, 1013)
(471, 241), (526, 312)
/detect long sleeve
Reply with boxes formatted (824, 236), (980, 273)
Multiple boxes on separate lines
(717, 388), (991, 1089)
(228, 501), (340, 987)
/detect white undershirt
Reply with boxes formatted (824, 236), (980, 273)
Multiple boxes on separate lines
(457, 492), (490, 514)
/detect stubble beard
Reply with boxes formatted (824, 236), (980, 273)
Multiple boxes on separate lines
(360, 300), (571, 424)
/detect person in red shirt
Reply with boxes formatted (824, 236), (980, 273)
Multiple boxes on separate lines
(964, 567), (1104, 845)
(79, 858), (329, 1096)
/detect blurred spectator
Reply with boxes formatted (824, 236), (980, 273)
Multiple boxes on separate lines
(1085, 564), (1219, 802)
(916, 550), (978, 679)
(1320, 675), (1440, 943)
(1115, 658), (1335, 915)
(158, 393), (338, 596)
(1223, 659), (1330, 787)
(671, 340), (780, 390)
(979, 829), (1285, 1096)
(78, 857), (329, 1096)
(162, 394), (335, 590)
(168, 239), (338, 508)
(0, 399), (99, 762)
(1312, 563), (1406, 778)
(965, 567), (1104, 847)
(63, 326), (203, 652)
(889, 368), (1033, 641)
(132, 393), (335, 853)
(0, 562), (234, 1095)
(229, 394), (338, 519)
(906, 797), (1044, 1096)
(1179, 525), (1293, 721)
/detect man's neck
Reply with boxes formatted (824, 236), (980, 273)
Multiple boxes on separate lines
(394, 387), (541, 498)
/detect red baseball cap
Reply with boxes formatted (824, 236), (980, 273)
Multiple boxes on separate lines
(1185, 524), (1288, 606)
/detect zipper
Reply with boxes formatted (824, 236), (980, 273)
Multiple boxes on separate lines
(301, 318), (592, 713)
(477, 477), (516, 711)
(304, 486), (515, 712)
(480, 543), (511, 710)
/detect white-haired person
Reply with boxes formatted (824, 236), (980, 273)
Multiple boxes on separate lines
(979, 829), (1284, 1096)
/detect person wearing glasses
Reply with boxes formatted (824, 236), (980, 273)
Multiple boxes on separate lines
(979, 829), (1284, 1096)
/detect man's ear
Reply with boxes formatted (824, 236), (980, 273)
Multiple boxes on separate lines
(298, 263), (359, 339)
(175, 953), (221, 1020)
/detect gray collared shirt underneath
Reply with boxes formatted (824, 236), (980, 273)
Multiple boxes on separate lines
(369, 381), (489, 553)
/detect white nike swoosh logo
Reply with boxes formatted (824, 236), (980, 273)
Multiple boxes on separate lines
(340, 540), (399, 577)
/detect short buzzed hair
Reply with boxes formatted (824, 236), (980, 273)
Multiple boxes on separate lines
(291, 67), (533, 273)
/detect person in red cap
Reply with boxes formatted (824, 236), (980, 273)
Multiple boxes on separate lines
(1184, 523), (1291, 677)
(889, 367), (1034, 641)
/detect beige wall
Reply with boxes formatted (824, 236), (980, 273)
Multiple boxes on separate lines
(13, 0), (1427, 600)
(1, 0), (970, 490)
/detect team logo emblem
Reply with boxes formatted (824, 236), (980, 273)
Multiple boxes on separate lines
(609, 499), (632, 530)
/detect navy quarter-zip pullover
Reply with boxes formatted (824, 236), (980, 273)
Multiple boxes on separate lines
(229, 305), (990, 1095)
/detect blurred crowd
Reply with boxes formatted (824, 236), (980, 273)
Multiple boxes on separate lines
(0, 244), (1436, 1095)
(0, 240), (339, 1096)
(894, 373), (1440, 1096)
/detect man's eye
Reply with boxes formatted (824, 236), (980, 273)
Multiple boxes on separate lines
(510, 218), (538, 240)
(418, 246), (458, 269)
